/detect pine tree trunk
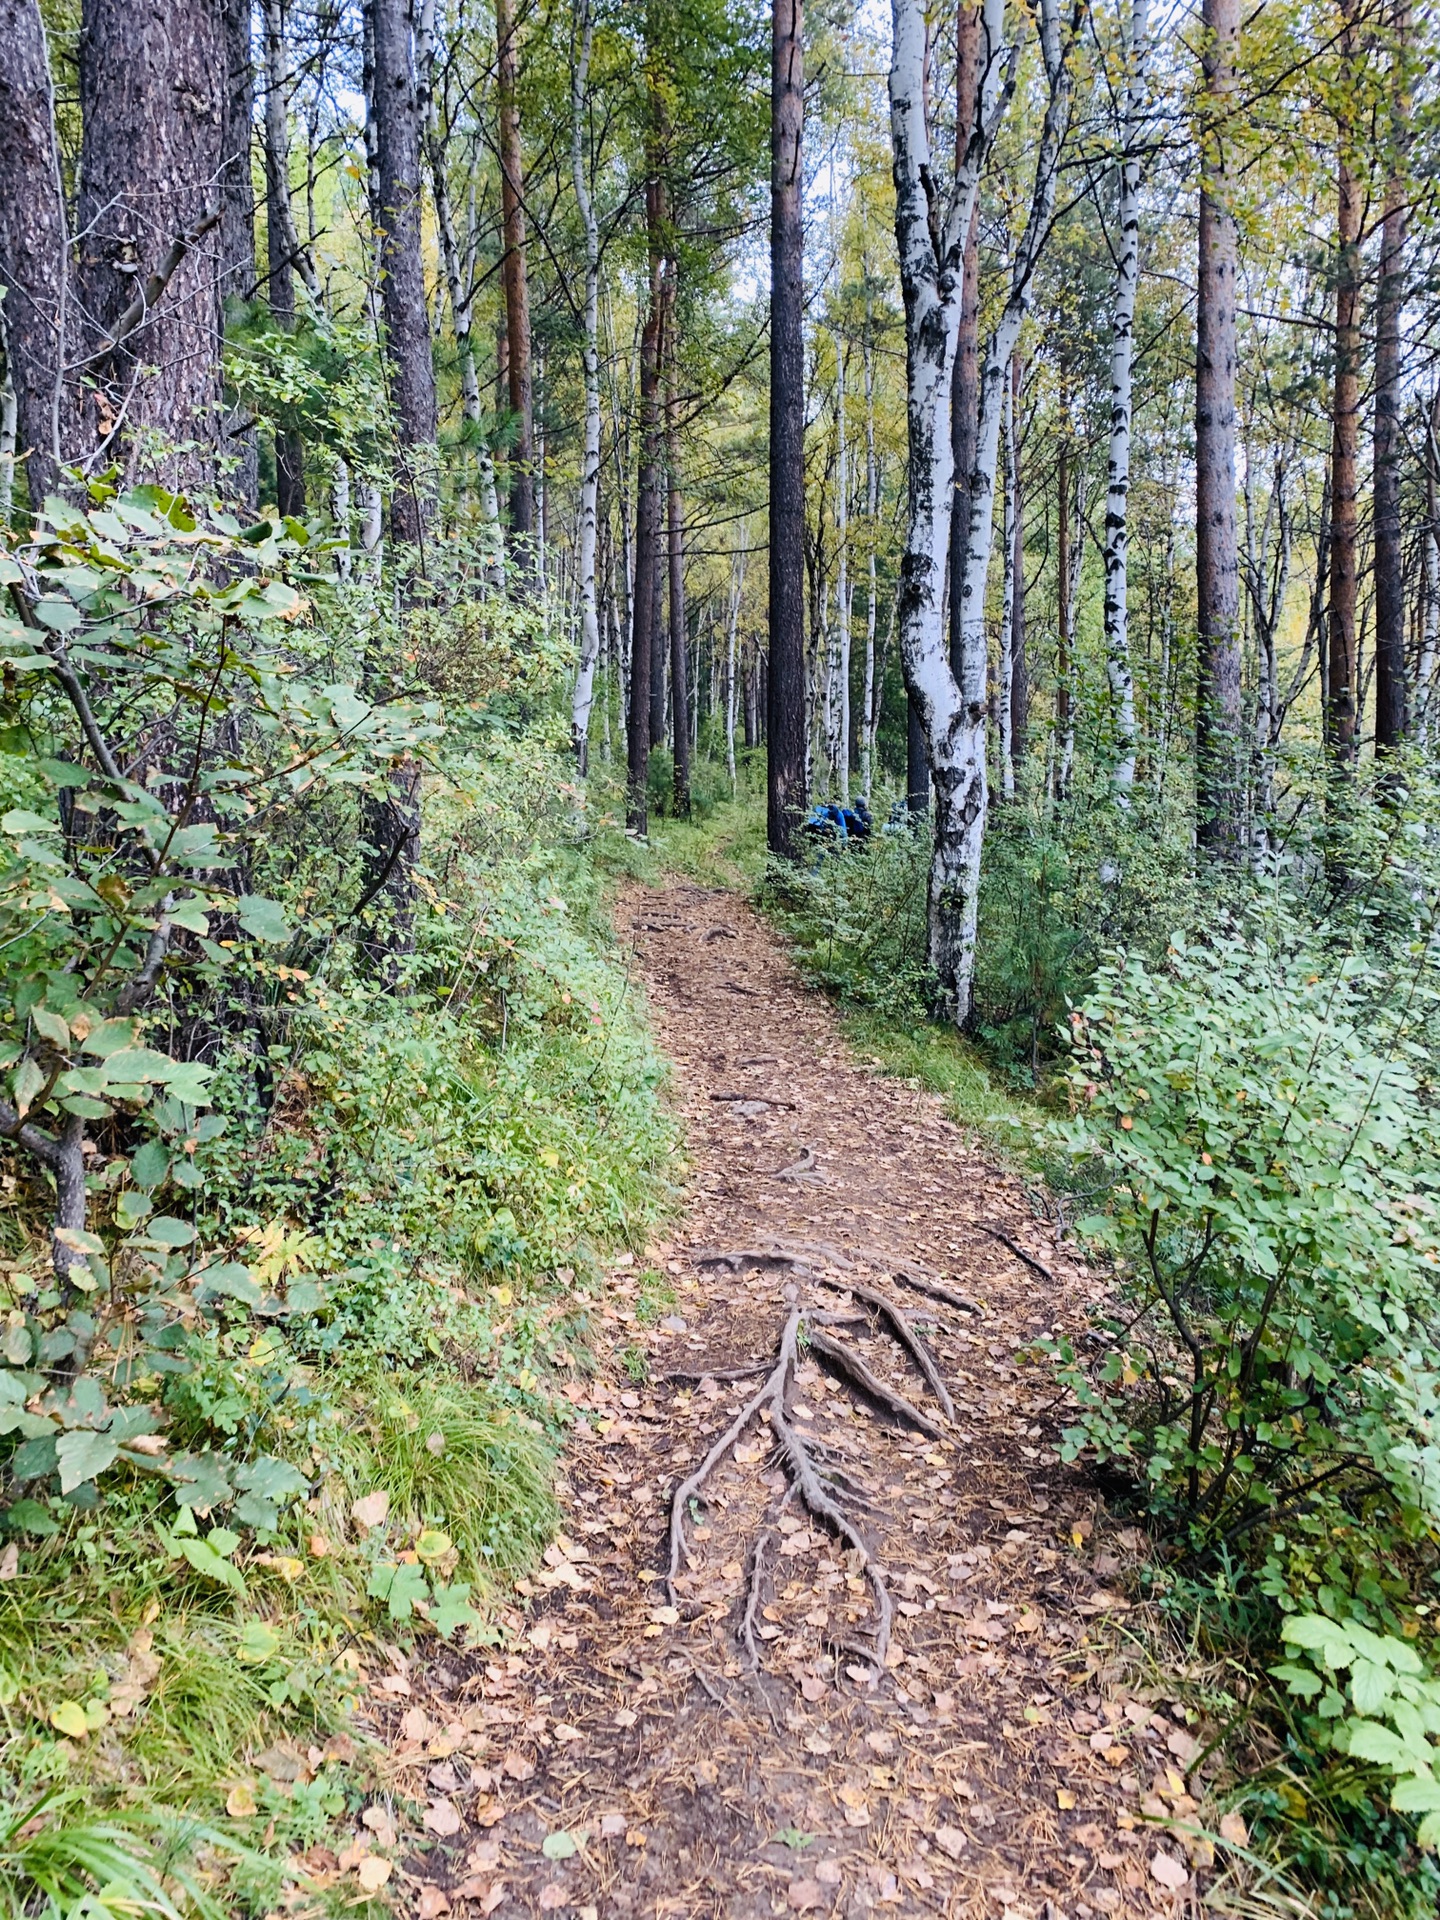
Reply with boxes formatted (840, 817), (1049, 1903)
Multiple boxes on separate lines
(627, 175), (665, 835)
(767, 0), (808, 856)
(570, 0), (602, 768)
(220, 0), (258, 511)
(0, 0), (76, 508)
(1102, 0), (1147, 797)
(1373, 0), (1409, 756)
(369, 0), (437, 548)
(665, 274), (691, 818)
(1326, 4), (1361, 769)
(76, 0), (227, 495)
(496, 0), (534, 560)
(265, 0), (306, 518)
(1195, 0), (1243, 849)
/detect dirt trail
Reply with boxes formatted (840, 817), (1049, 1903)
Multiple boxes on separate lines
(382, 883), (1198, 1920)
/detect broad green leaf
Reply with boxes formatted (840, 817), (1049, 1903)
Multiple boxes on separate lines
(2, 809), (59, 835)
(178, 1536), (246, 1592)
(236, 895), (291, 943)
(55, 1428), (120, 1494)
(129, 1141), (171, 1189)
(1346, 1721), (1413, 1769)
(144, 1216), (195, 1248)
(80, 1019), (141, 1059)
(428, 1582), (478, 1641)
(541, 1831), (578, 1861)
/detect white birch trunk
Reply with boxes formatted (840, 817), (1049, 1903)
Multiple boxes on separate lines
(1101, 0), (1148, 800)
(569, 0), (602, 770)
(998, 364), (1016, 799)
(890, 0), (1074, 1022)
(332, 456), (352, 580)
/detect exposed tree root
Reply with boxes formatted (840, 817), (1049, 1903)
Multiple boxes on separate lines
(892, 1267), (982, 1316)
(774, 1146), (823, 1184)
(805, 1326), (947, 1440)
(740, 1526), (774, 1668)
(667, 1304), (900, 1669)
(702, 925), (739, 942)
(665, 1363), (772, 1383)
(692, 1239), (853, 1274)
(816, 1276), (955, 1421)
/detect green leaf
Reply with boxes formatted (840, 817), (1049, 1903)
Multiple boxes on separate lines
(168, 1451), (232, 1510)
(1270, 1663), (1323, 1701)
(367, 1559), (428, 1622)
(80, 1019), (140, 1059)
(236, 895), (291, 943)
(541, 1831), (579, 1861)
(1346, 1721), (1413, 1769)
(2, 1498), (59, 1536)
(428, 1581), (478, 1641)
(192, 1263), (260, 1309)
(55, 1429), (120, 1494)
(99, 1047), (180, 1085)
(1392, 1778), (1440, 1814)
(1351, 1659), (1396, 1716)
(2, 809), (59, 835)
(129, 1141), (171, 1189)
(238, 1621), (281, 1664)
(177, 1536), (246, 1592)
(1281, 1616), (1355, 1668)
(30, 1007), (69, 1046)
(206, 1527), (241, 1558)
(143, 1216), (195, 1248)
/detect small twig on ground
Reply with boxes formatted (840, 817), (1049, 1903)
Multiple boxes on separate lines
(981, 1223), (1056, 1283)
(774, 1146), (823, 1183)
(710, 1091), (797, 1109)
(665, 1363), (771, 1382)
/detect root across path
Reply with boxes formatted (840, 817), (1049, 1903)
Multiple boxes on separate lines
(373, 884), (1201, 1920)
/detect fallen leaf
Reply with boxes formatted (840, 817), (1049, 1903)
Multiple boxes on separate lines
(351, 1490), (390, 1530)
(600, 1813), (627, 1838)
(1166, 1728), (1200, 1764)
(528, 1621), (553, 1652)
(0, 1543), (18, 1581)
(537, 1888), (567, 1913)
(502, 1749), (535, 1781)
(1150, 1851), (1189, 1890)
(541, 1831), (579, 1861)
(933, 1827), (967, 1861)
(787, 1879), (823, 1910)
(815, 1859), (843, 1888)
(424, 1798), (463, 1837)
(225, 1783), (257, 1818)
(649, 1605), (679, 1626)
(49, 1702), (90, 1741)
(479, 1888), (507, 1916)
(1219, 1811), (1248, 1848)
(356, 1856), (393, 1893)
(1056, 1790), (1076, 1811)
(417, 1887), (451, 1918)
(799, 1675), (827, 1702)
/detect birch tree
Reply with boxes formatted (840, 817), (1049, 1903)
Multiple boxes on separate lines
(889, 0), (1079, 1025)
(1101, 0), (1149, 799)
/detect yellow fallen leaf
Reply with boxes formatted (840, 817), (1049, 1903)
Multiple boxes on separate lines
(649, 1605), (679, 1627)
(49, 1702), (90, 1740)
(357, 1855), (393, 1892)
(226, 1783), (258, 1818)
(1219, 1811), (1248, 1848)
(1056, 1789), (1076, 1810)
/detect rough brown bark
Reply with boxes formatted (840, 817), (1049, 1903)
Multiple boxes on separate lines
(265, 0), (305, 518)
(1194, 0), (1243, 849)
(767, 0), (808, 856)
(1010, 356), (1028, 778)
(496, 0), (535, 557)
(628, 175), (665, 835)
(1055, 438), (1071, 798)
(665, 272), (691, 819)
(76, 0), (226, 496)
(369, 0), (437, 548)
(1373, 0), (1409, 756)
(0, 0), (75, 509)
(220, 0), (258, 510)
(1326, 0), (1362, 768)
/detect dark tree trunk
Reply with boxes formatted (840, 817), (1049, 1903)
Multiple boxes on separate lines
(369, 0), (436, 548)
(1373, 0), (1409, 756)
(1194, 0), (1243, 850)
(220, 0), (258, 510)
(1055, 439), (1071, 799)
(1010, 357), (1028, 777)
(496, 0), (534, 558)
(265, 0), (305, 518)
(1327, 5), (1361, 769)
(0, 0), (77, 509)
(650, 526), (667, 749)
(665, 278), (691, 818)
(77, 0), (227, 496)
(627, 176), (665, 835)
(744, 651), (760, 749)
(767, 0), (808, 856)
(947, 0), (982, 681)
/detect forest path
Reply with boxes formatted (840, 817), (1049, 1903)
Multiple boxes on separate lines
(389, 881), (1191, 1920)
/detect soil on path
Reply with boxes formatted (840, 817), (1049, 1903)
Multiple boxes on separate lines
(382, 883), (1199, 1920)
